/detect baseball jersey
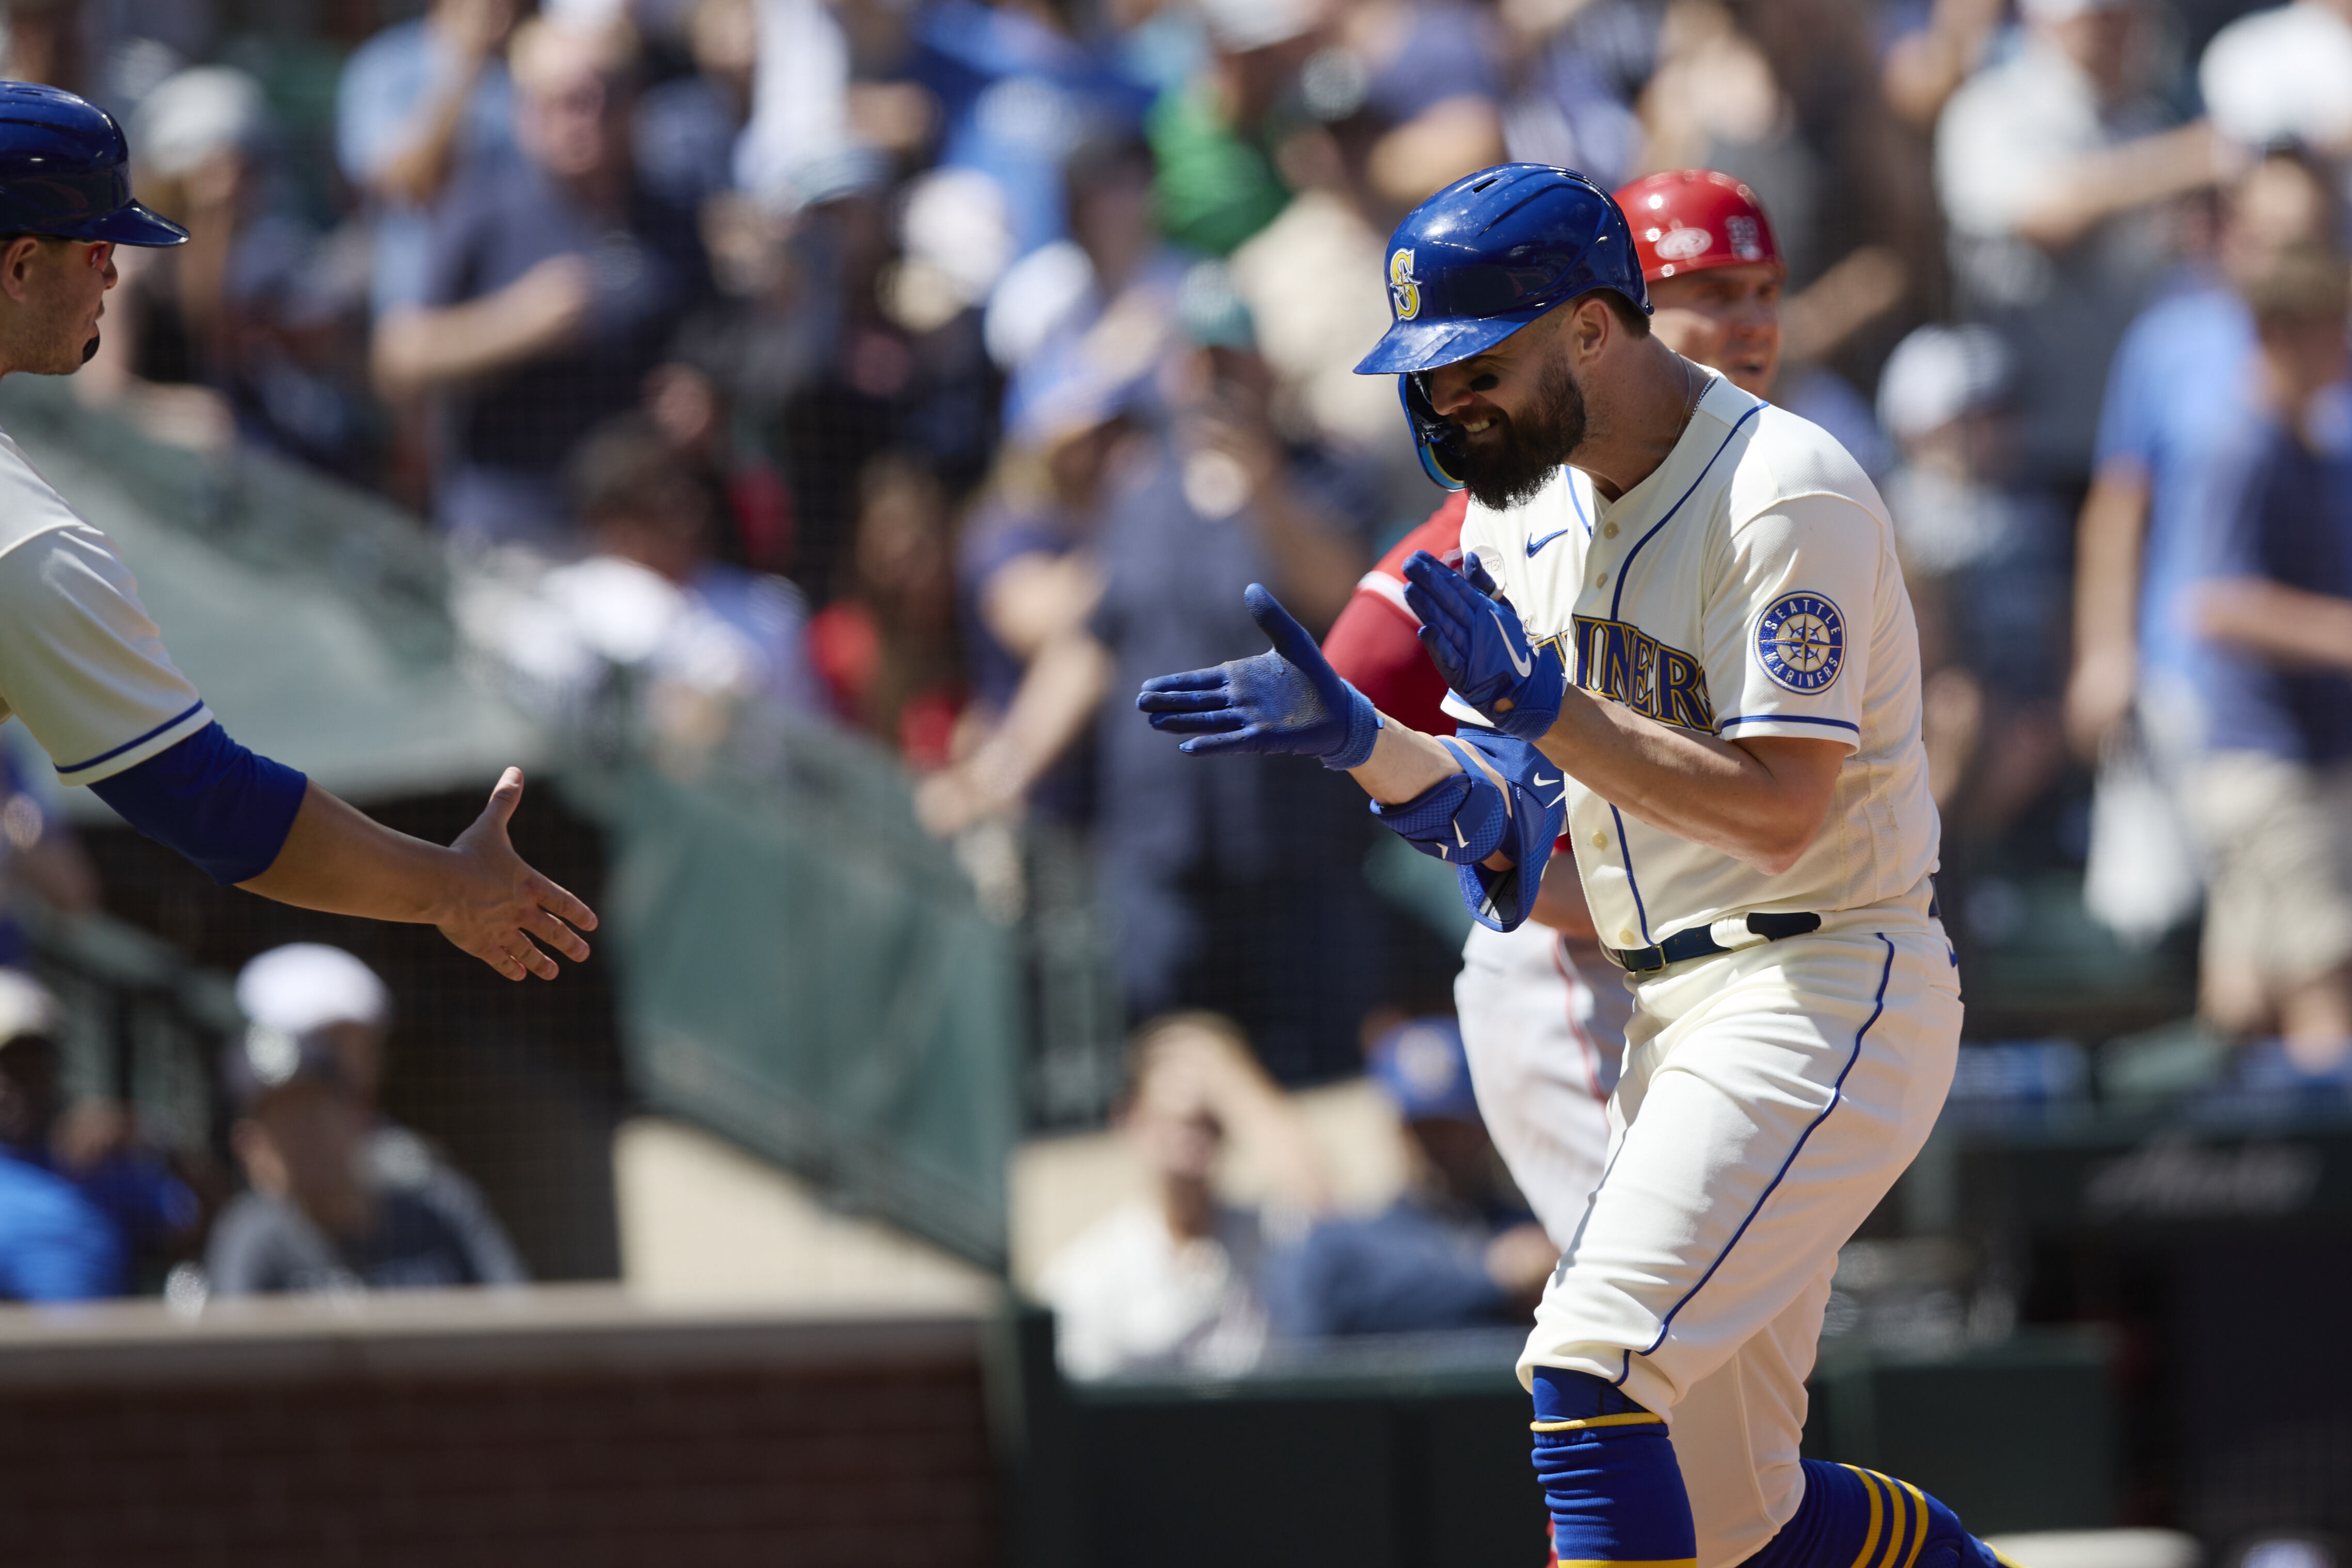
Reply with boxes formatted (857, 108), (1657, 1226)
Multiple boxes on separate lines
(1448, 374), (1937, 949)
(0, 430), (213, 785)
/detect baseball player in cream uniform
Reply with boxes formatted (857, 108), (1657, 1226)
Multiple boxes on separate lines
(1139, 164), (1995, 1568)
(1322, 170), (1798, 1261)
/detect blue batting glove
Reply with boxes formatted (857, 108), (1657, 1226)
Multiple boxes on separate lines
(1400, 549), (1565, 740)
(1137, 584), (1382, 767)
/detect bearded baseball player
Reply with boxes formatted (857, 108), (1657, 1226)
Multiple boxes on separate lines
(0, 82), (593, 981)
(1319, 169), (1793, 1255)
(1139, 164), (1999, 1568)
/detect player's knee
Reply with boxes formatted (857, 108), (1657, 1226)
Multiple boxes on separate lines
(1530, 1368), (1695, 1568)
(1739, 1460), (2001, 1568)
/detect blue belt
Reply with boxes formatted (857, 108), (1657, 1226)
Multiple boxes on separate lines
(1604, 911), (1823, 976)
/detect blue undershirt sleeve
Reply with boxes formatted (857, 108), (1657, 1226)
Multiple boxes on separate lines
(86, 722), (308, 886)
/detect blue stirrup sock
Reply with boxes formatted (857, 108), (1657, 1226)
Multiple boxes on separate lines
(1531, 1368), (1696, 1568)
(1738, 1460), (2006, 1568)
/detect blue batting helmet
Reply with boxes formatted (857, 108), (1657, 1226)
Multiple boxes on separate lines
(0, 82), (187, 247)
(1353, 164), (1646, 489)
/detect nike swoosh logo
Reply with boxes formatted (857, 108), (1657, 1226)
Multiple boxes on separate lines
(1489, 604), (1533, 678)
(1526, 526), (1575, 557)
(1533, 774), (1556, 785)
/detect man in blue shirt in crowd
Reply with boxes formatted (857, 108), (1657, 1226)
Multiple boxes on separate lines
(1088, 299), (1374, 1081)
(2176, 245), (2352, 1080)
(337, 0), (520, 320)
(2067, 149), (2338, 761)
(0, 972), (197, 1300)
(1266, 1017), (1557, 1339)
(373, 14), (711, 549)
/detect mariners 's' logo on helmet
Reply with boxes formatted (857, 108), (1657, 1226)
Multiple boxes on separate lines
(1389, 248), (1420, 320)
(1754, 592), (1846, 694)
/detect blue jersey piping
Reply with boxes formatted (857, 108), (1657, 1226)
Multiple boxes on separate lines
(54, 700), (208, 778)
(1608, 803), (1652, 944)
(1609, 399), (1765, 622)
(1717, 714), (1860, 734)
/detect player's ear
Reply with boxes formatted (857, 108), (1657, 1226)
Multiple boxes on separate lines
(1568, 294), (1616, 362)
(0, 236), (45, 302)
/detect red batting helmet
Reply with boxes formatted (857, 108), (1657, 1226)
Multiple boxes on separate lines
(1612, 169), (1781, 283)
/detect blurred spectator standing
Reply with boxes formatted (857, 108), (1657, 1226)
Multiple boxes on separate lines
(0, 972), (198, 1300)
(1877, 325), (2069, 854)
(1225, 53), (1489, 524)
(210, 945), (528, 1295)
(336, 0), (519, 321)
(908, 0), (1153, 262)
(1036, 1012), (1330, 1379)
(2070, 154), (2340, 755)
(808, 454), (968, 767)
(1148, 0), (1319, 257)
(918, 338), (1140, 837)
(375, 14), (712, 551)
(730, 0), (907, 216)
(76, 66), (274, 453)
(1091, 276), (1375, 1081)
(0, 727), (99, 968)
(2174, 248), (2352, 1075)
(2065, 153), (2340, 955)
(983, 133), (1177, 393)
(473, 414), (819, 749)
(1639, 3), (1826, 286)
(1265, 1017), (1553, 1339)
(1934, 0), (2218, 491)
(634, 0), (757, 217)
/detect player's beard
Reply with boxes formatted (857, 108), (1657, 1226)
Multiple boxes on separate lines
(1453, 354), (1586, 512)
(80, 332), (99, 365)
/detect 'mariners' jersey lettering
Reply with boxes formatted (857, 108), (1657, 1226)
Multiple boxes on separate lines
(1568, 615), (1714, 732)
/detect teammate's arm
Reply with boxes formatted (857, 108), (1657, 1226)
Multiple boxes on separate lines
(1, 529), (593, 981)
(238, 771), (594, 982)
(2191, 578), (2352, 670)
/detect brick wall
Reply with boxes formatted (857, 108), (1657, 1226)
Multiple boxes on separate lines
(0, 1290), (1000, 1568)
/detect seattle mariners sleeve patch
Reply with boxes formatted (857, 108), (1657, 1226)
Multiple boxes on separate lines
(1754, 592), (1845, 693)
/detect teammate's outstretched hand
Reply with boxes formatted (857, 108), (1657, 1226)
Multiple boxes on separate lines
(1136, 584), (1380, 765)
(436, 768), (598, 981)
(1401, 549), (1566, 740)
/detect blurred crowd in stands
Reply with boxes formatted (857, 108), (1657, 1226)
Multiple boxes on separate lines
(0, 0), (2350, 1307)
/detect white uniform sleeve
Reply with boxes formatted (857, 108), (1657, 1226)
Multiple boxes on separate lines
(1703, 493), (1882, 751)
(0, 524), (212, 785)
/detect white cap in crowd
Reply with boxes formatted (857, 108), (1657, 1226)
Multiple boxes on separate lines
(2017, 0), (2132, 25)
(0, 969), (59, 1046)
(234, 944), (392, 1038)
(130, 67), (271, 181)
(1198, 0), (1322, 54)
(1876, 323), (2014, 443)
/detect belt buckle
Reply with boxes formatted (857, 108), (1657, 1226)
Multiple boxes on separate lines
(1614, 945), (1665, 976)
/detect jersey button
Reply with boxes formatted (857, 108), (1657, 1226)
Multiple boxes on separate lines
(1595, 571), (1609, 587)
(1590, 832), (1607, 849)
(1618, 929), (1637, 946)
(1603, 521), (1620, 539)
